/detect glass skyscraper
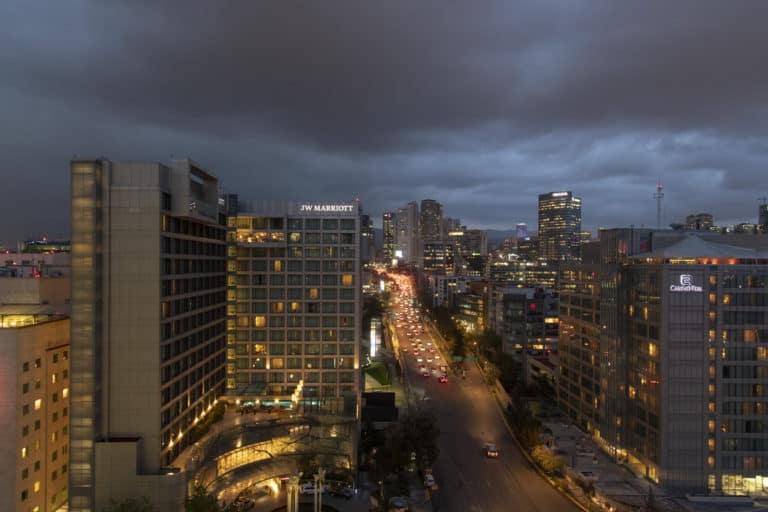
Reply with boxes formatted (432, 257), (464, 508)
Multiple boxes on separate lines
(538, 191), (582, 262)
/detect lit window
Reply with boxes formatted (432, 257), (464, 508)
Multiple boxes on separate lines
(51, 374), (56, 384)
(309, 288), (319, 299)
(341, 274), (353, 286)
(34, 399), (41, 411)
(648, 343), (657, 357)
(21, 447), (27, 458)
(34, 481), (40, 493)
(254, 316), (266, 327)
(62, 388), (68, 399)
(273, 260), (283, 272)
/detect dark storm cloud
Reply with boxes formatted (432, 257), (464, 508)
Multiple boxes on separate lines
(1, 0), (768, 244)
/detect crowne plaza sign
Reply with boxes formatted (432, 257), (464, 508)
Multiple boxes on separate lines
(670, 274), (703, 293)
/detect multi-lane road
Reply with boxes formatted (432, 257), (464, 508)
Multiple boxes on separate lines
(386, 273), (581, 512)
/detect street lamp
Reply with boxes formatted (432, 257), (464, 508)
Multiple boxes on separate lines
(287, 472), (302, 512)
(313, 467), (326, 512)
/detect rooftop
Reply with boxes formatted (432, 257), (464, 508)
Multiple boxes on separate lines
(635, 235), (768, 260)
(0, 304), (69, 328)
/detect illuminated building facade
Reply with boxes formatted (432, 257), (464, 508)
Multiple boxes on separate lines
(558, 230), (768, 495)
(538, 191), (582, 262)
(382, 211), (396, 263)
(225, 200), (361, 417)
(422, 240), (455, 273)
(69, 159), (227, 511)
(0, 309), (69, 512)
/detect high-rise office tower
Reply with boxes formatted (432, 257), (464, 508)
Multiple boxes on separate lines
(420, 199), (443, 241)
(395, 202), (419, 265)
(515, 223), (528, 240)
(360, 214), (375, 263)
(70, 159), (228, 511)
(382, 212), (396, 263)
(225, 200), (361, 415)
(538, 191), (582, 262)
(442, 217), (461, 239)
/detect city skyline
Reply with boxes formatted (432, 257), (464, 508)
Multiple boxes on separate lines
(2, 2), (768, 243)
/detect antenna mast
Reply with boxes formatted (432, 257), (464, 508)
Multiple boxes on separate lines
(654, 179), (664, 229)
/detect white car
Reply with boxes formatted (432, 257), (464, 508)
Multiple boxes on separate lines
(423, 474), (436, 488)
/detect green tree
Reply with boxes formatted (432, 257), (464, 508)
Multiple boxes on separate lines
(103, 497), (158, 512)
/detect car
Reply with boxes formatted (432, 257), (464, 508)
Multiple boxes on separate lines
(426, 357), (432, 363)
(416, 356), (423, 363)
(439, 365), (448, 373)
(327, 486), (354, 499)
(418, 364), (425, 370)
(299, 483), (324, 494)
(485, 443), (499, 458)
(423, 474), (436, 488)
(402, 347), (409, 353)
(439, 375), (448, 383)
(422, 370), (430, 378)
(430, 367), (438, 375)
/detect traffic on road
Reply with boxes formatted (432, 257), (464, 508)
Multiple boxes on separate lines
(383, 271), (581, 512)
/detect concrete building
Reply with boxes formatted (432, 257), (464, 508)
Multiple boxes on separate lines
(69, 159), (228, 511)
(558, 229), (768, 496)
(1, 309), (70, 512)
(686, 213), (715, 231)
(538, 191), (582, 262)
(395, 202), (420, 266)
(1, 253), (71, 278)
(360, 214), (375, 264)
(760, 203), (768, 233)
(224, 199), (361, 417)
(516, 236), (538, 262)
(516, 223), (528, 240)
(382, 211), (397, 264)
(441, 217), (461, 239)
(419, 199), (443, 243)
(422, 240), (455, 273)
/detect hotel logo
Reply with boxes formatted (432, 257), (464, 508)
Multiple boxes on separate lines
(670, 274), (703, 293)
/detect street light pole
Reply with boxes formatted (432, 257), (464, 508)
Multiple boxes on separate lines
(287, 472), (302, 512)
(314, 467), (326, 512)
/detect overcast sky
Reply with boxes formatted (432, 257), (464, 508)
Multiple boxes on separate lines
(1, 1), (768, 245)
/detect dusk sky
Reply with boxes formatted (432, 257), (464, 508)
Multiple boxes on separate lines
(1, 1), (768, 245)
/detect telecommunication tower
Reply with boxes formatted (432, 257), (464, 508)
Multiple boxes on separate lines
(653, 180), (664, 229)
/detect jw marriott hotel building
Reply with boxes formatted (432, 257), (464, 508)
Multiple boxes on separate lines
(225, 198), (361, 416)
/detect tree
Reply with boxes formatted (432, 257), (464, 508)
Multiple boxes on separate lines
(531, 445), (562, 475)
(103, 497), (158, 512)
(185, 484), (254, 512)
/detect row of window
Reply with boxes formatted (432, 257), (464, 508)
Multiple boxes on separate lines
(163, 215), (227, 241)
(234, 246), (356, 259)
(234, 260), (357, 272)
(234, 217), (356, 231)
(236, 301), (356, 313)
(233, 288), (356, 300)
(241, 274), (355, 286)
(232, 342), (354, 355)
(231, 328), (354, 342)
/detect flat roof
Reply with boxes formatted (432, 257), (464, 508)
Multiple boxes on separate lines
(0, 305), (69, 328)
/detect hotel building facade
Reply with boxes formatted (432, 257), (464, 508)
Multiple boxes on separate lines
(69, 159), (228, 511)
(558, 230), (768, 495)
(225, 199), (361, 417)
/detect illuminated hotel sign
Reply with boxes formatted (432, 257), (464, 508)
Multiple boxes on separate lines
(670, 274), (703, 293)
(551, 192), (569, 197)
(299, 204), (355, 213)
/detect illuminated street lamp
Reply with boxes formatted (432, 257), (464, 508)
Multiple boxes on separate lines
(287, 472), (302, 512)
